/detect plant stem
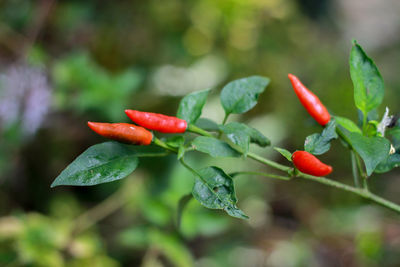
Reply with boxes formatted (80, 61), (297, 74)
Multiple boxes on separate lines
(179, 159), (210, 186)
(136, 152), (171, 157)
(153, 137), (178, 153)
(230, 171), (291, 181)
(337, 127), (367, 188)
(337, 126), (368, 188)
(355, 152), (367, 180)
(363, 192), (400, 213)
(222, 113), (229, 125)
(189, 127), (291, 172)
(350, 151), (361, 188)
(363, 178), (369, 191)
(247, 152), (292, 172)
(298, 173), (360, 194)
(175, 126), (400, 215)
(188, 126), (287, 174)
(297, 173), (400, 213)
(362, 111), (368, 134)
(335, 126), (353, 149)
(217, 113), (230, 138)
(179, 159), (218, 198)
(188, 124), (214, 137)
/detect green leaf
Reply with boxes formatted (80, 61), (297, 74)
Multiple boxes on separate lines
(165, 136), (185, 159)
(177, 146), (185, 160)
(349, 41), (384, 116)
(274, 147), (292, 162)
(346, 133), (391, 176)
(375, 154), (400, 173)
(245, 124), (270, 147)
(192, 166), (248, 219)
(195, 118), (220, 132)
(169, 137), (185, 159)
(304, 120), (338, 155)
(357, 109), (380, 128)
(177, 89), (209, 124)
(165, 136), (185, 148)
(220, 76), (269, 115)
(366, 120), (379, 137)
(219, 122), (270, 155)
(335, 116), (362, 134)
(51, 142), (139, 187)
(219, 124), (250, 155)
(192, 137), (240, 158)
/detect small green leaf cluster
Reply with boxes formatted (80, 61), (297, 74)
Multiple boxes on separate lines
(52, 76), (271, 219)
(51, 41), (400, 220)
(340, 41), (398, 176)
(301, 41), (398, 178)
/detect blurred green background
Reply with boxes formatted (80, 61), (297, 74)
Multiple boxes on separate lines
(1, 0), (400, 266)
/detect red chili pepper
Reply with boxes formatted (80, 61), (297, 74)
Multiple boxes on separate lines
(288, 74), (331, 126)
(88, 122), (153, 145)
(125, 110), (187, 133)
(292, 151), (333, 176)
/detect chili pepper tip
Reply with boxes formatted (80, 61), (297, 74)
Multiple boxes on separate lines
(87, 121), (96, 130)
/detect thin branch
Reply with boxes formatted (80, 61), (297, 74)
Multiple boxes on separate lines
(222, 113), (229, 125)
(177, 126), (400, 215)
(136, 151), (171, 157)
(355, 152), (368, 181)
(188, 124), (214, 137)
(153, 138), (178, 153)
(362, 111), (368, 135)
(247, 152), (292, 173)
(230, 171), (291, 181)
(218, 113), (229, 138)
(351, 151), (361, 188)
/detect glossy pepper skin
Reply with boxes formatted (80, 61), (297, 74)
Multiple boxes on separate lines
(292, 151), (333, 176)
(88, 122), (153, 145)
(288, 74), (331, 126)
(125, 110), (187, 133)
